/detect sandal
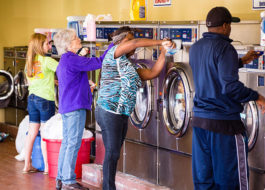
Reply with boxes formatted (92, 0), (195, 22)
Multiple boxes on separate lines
(22, 168), (39, 174)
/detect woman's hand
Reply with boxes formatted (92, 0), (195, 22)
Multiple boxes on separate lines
(162, 38), (176, 50)
(78, 48), (89, 56)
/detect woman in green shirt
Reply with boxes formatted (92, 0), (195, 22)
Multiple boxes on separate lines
(23, 33), (58, 174)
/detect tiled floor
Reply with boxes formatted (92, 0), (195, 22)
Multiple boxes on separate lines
(0, 137), (100, 190)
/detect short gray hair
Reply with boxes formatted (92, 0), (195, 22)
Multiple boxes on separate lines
(53, 29), (76, 56)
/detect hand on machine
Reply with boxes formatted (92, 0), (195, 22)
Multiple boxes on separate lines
(241, 50), (263, 65)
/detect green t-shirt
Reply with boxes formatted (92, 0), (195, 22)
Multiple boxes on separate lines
(26, 55), (58, 101)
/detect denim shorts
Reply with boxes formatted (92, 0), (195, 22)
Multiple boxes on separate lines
(27, 94), (55, 123)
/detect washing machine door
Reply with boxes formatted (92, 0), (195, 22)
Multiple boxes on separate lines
(130, 63), (152, 129)
(162, 66), (193, 137)
(14, 70), (28, 100)
(240, 101), (259, 151)
(0, 70), (14, 100)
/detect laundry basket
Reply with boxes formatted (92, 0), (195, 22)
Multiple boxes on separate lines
(43, 137), (94, 178)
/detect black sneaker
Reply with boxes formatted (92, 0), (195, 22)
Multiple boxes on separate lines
(62, 182), (89, 190)
(56, 179), (62, 190)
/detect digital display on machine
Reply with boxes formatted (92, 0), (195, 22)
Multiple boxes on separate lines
(132, 28), (154, 39)
(159, 28), (194, 42)
(258, 76), (264, 86)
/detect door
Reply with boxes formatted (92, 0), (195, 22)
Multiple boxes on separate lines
(129, 63), (153, 129)
(162, 66), (193, 137)
(240, 101), (259, 151)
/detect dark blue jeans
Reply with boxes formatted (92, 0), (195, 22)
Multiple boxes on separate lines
(95, 106), (128, 190)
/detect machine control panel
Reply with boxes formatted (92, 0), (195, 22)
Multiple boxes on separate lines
(132, 28), (154, 39)
(96, 27), (155, 40)
(15, 50), (27, 59)
(4, 50), (15, 58)
(159, 27), (197, 43)
(238, 51), (265, 70)
(96, 27), (118, 40)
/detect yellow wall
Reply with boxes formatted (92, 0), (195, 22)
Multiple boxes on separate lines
(0, 0), (263, 46)
(0, 0), (263, 122)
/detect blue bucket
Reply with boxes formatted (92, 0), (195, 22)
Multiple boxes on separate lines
(31, 131), (45, 171)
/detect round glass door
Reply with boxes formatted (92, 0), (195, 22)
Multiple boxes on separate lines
(163, 67), (191, 137)
(0, 70), (14, 100)
(240, 101), (259, 151)
(130, 64), (152, 129)
(14, 70), (28, 100)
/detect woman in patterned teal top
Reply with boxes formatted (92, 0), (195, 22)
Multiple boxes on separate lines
(95, 26), (175, 190)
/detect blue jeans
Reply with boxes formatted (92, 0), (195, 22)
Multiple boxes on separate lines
(56, 109), (86, 184)
(27, 94), (55, 123)
(95, 106), (128, 190)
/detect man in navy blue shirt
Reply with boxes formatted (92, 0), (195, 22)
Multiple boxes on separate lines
(189, 6), (265, 190)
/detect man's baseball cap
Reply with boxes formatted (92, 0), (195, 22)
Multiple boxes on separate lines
(206, 7), (240, 27)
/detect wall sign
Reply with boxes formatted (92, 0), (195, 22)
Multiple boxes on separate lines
(154, 0), (171, 7)
(253, 0), (265, 9)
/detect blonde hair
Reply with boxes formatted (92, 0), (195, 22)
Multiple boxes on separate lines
(53, 29), (76, 56)
(26, 33), (47, 77)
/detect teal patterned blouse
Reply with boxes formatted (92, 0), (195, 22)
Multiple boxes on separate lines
(97, 45), (142, 116)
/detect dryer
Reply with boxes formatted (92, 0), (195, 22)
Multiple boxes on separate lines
(13, 46), (28, 126)
(239, 70), (265, 190)
(4, 47), (17, 125)
(156, 22), (197, 189)
(122, 22), (160, 184)
(125, 22), (159, 147)
(157, 61), (194, 190)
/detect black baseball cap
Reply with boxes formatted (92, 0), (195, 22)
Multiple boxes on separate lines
(206, 7), (240, 27)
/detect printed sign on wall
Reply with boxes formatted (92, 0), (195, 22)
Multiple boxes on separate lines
(154, 0), (171, 7)
(253, 0), (265, 9)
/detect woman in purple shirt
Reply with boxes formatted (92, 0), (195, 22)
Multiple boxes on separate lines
(53, 29), (113, 190)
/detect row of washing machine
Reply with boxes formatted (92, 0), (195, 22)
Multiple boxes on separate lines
(2, 47), (28, 126)
(94, 22), (265, 189)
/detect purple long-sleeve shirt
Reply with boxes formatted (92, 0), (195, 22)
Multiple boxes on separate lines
(56, 43), (114, 114)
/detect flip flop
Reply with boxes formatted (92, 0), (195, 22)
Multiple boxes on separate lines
(43, 171), (48, 175)
(22, 168), (39, 174)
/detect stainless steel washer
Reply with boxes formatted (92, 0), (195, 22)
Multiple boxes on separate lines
(239, 70), (265, 190)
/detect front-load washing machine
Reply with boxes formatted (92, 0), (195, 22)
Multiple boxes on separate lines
(124, 58), (159, 185)
(126, 58), (158, 147)
(158, 61), (194, 154)
(125, 22), (159, 147)
(122, 22), (160, 184)
(239, 70), (265, 190)
(157, 61), (194, 190)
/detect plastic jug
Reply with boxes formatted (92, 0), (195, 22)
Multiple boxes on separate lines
(261, 11), (265, 46)
(130, 0), (146, 21)
(83, 14), (96, 41)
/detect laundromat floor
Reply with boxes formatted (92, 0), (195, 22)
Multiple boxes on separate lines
(0, 137), (100, 190)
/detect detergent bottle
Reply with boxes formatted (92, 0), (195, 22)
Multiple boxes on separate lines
(83, 14), (96, 41)
(130, 0), (146, 21)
